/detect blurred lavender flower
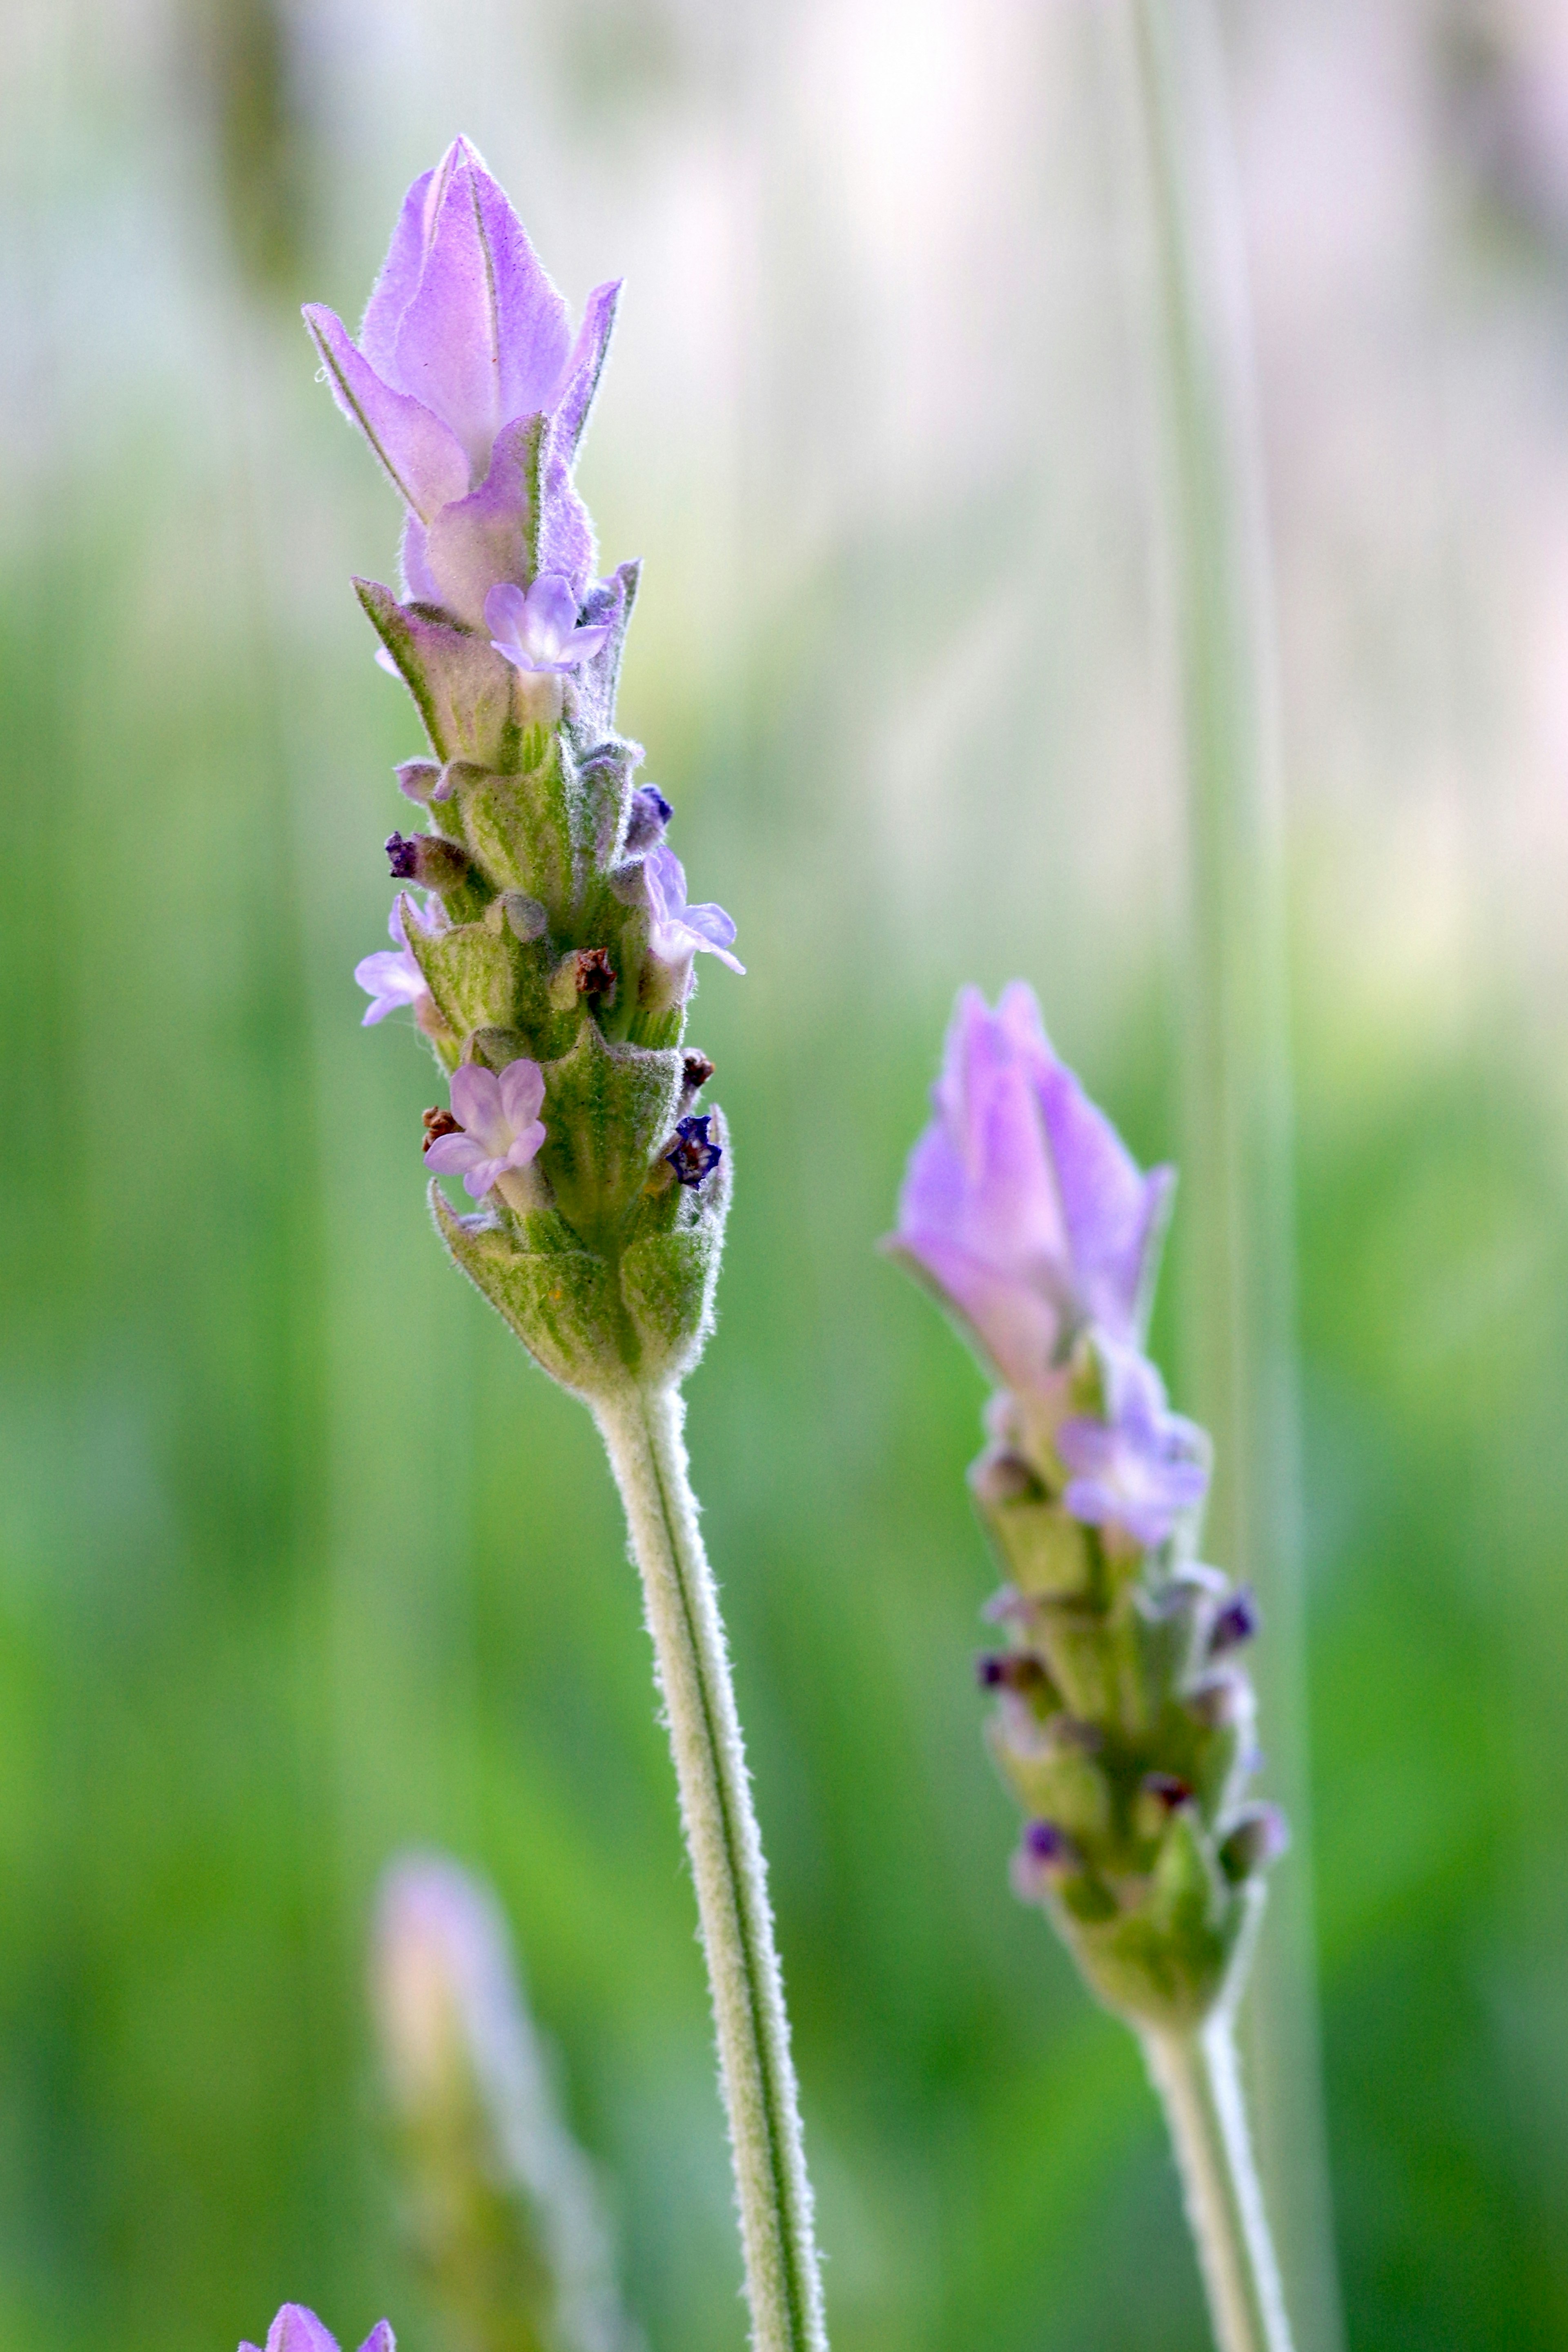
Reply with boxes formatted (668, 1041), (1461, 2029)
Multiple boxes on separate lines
(643, 845), (745, 981)
(305, 137), (618, 626)
(889, 981), (1284, 2038)
(374, 1855), (637, 2352)
(424, 1059), (547, 1197)
(1056, 1349), (1209, 1548)
(355, 896), (447, 1027)
(241, 2309), (392, 2352)
(891, 983), (1172, 1404)
(486, 577), (611, 675)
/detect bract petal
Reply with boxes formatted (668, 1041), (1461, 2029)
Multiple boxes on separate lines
(356, 2328), (397, 2352)
(421, 415), (535, 628)
(265, 2310), (341, 2352)
(303, 307), (468, 523)
(359, 164), (438, 385)
(391, 140), (570, 474)
(553, 279), (621, 463)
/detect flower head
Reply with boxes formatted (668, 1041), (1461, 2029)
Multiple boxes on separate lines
(485, 576), (610, 674)
(241, 2308), (392, 2352)
(424, 1058), (547, 1198)
(892, 982), (1172, 1401)
(304, 138), (619, 626)
(644, 845), (745, 979)
(1055, 1348), (1209, 1550)
(354, 896), (447, 1026)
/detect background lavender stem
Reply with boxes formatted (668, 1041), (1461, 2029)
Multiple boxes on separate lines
(1124, 5), (1344, 2347)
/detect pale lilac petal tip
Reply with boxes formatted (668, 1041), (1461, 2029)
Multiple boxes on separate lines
(450, 1062), (501, 1135)
(303, 306), (468, 522)
(498, 1057), (545, 1131)
(265, 2308), (341, 2352)
(356, 2327), (397, 2352)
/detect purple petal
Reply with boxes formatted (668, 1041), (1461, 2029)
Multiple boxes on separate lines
(1054, 1417), (1117, 1477)
(463, 1155), (508, 1200)
(503, 1121), (547, 1169)
(1033, 1051), (1173, 1349)
(562, 621), (611, 665)
(420, 415), (536, 628)
(303, 307), (468, 522)
(553, 279), (621, 462)
(450, 1062), (501, 1138)
(265, 2310), (341, 2352)
(483, 581), (530, 644)
(894, 1225), (1066, 1396)
(682, 901), (738, 950)
(423, 1132), (487, 1176)
(498, 1057), (545, 1131)
(388, 140), (570, 474)
(356, 2328), (397, 2352)
(359, 165), (438, 383)
(534, 436), (597, 591)
(524, 573), (579, 658)
(644, 844), (686, 923)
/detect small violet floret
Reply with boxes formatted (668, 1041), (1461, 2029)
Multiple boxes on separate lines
(241, 2307), (394, 2352)
(892, 982), (1172, 1402)
(644, 844), (745, 977)
(424, 1058), (547, 1198)
(666, 1115), (722, 1189)
(485, 576), (610, 675)
(355, 895), (448, 1027)
(1055, 1349), (1209, 1550)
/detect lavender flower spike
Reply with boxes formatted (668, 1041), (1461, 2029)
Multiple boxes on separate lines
(486, 576), (611, 674)
(1056, 1348), (1210, 1549)
(304, 137), (619, 626)
(892, 982), (1172, 1403)
(424, 1058), (547, 1198)
(354, 896), (445, 1026)
(240, 2308), (393, 2352)
(644, 843), (746, 980)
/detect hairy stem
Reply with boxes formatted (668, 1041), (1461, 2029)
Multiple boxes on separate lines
(592, 1383), (826, 2352)
(1143, 2022), (1294, 2352)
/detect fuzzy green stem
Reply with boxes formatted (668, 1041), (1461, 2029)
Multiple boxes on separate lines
(1124, 4), (1343, 2344)
(592, 1383), (827, 2352)
(1143, 2022), (1294, 2352)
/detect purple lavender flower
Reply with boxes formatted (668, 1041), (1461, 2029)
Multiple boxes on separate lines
(304, 138), (619, 628)
(424, 1059), (547, 1198)
(1055, 1348), (1209, 1549)
(892, 983), (1173, 1401)
(355, 895), (448, 1026)
(241, 2308), (393, 2352)
(485, 577), (611, 674)
(644, 844), (745, 979)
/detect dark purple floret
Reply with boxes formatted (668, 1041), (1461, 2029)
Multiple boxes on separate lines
(624, 784), (675, 855)
(386, 831), (420, 879)
(666, 1114), (722, 1190)
(976, 1651), (1047, 1693)
(1209, 1587), (1260, 1655)
(1141, 1771), (1194, 1813)
(1025, 1820), (1071, 1863)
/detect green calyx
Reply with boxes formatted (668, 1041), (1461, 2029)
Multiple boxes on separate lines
(364, 554), (729, 1396)
(976, 1432), (1276, 2031)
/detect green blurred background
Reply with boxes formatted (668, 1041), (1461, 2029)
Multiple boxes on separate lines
(5, 0), (1568, 2345)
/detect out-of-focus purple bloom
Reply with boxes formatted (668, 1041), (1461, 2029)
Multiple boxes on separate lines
(644, 845), (745, 977)
(241, 2308), (393, 2352)
(304, 138), (619, 626)
(892, 983), (1173, 1401)
(355, 896), (448, 1026)
(484, 577), (610, 674)
(425, 1059), (547, 1198)
(1056, 1349), (1209, 1549)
